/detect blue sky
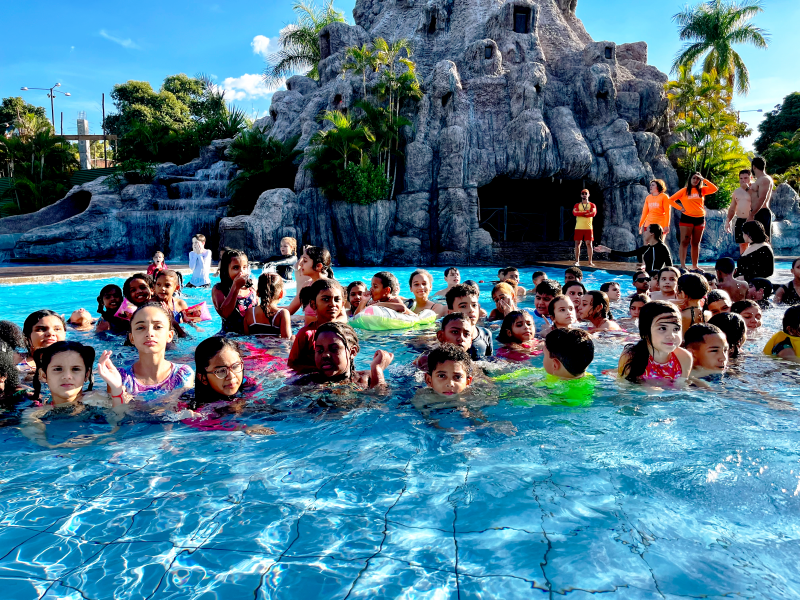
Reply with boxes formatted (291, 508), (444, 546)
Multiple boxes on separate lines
(2, 0), (797, 149)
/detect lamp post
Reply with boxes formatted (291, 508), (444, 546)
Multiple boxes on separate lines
(737, 108), (763, 123)
(20, 83), (71, 129)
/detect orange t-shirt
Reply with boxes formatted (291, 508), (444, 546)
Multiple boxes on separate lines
(668, 181), (719, 218)
(639, 193), (683, 229)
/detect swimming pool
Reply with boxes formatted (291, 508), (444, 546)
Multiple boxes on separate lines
(1, 265), (799, 598)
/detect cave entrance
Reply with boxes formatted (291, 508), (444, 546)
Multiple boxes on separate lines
(477, 176), (603, 243)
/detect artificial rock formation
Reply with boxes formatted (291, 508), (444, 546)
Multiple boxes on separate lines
(229, 0), (681, 264)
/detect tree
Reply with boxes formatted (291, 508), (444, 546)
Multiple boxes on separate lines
(263, 1), (347, 87)
(763, 129), (800, 176)
(0, 97), (47, 130)
(754, 92), (800, 154)
(341, 44), (378, 99)
(672, 0), (769, 94)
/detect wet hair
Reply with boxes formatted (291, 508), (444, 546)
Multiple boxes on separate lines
(715, 257), (736, 275)
(96, 284), (123, 315)
(782, 305), (800, 334)
(749, 277), (773, 297)
(302, 245), (333, 275)
(707, 289), (731, 305)
(621, 300), (681, 383)
(308, 278), (344, 305)
(600, 281), (620, 294)
(685, 172), (704, 198)
(741, 220), (767, 244)
(630, 293), (650, 307)
(708, 312), (746, 355)
(257, 272), (284, 313)
(23, 310), (66, 353)
(683, 323), (724, 348)
(123, 273), (155, 303)
(564, 266), (583, 280)
(32, 341), (95, 401)
(155, 269), (181, 288)
(702, 272), (717, 284)
(505, 267), (519, 275)
(548, 295), (571, 319)
(444, 267), (460, 277)
(498, 310), (530, 344)
(535, 279), (561, 297)
(585, 290), (612, 320)
(462, 281), (480, 296)
(373, 271), (400, 296)
(632, 270), (649, 283)
(532, 271), (545, 281)
(650, 179), (666, 193)
(792, 258), (800, 270)
(491, 282), (515, 300)
(280, 236), (297, 254)
(739, 169), (752, 177)
(445, 284), (478, 310)
(677, 273), (709, 300)
(409, 269), (433, 289)
(562, 281), (587, 295)
(314, 321), (360, 378)
(0, 350), (20, 400)
(648, 223), (664, 242)
(441, 312), (470, 331)
(194, 337), (244, 403)
(751, 156), (766, 172)
(346, 280), (367, 298)
(545, 328), (594, 376)
(217, 249), (248, 295)
(427, 343), (472, 376)
(299, 285), (316, 309)
(732, 299), (759, 315)
(658, 266), (680, 281)
(0, 320), (25, 354)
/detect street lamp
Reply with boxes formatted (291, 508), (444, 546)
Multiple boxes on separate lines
(737, 108), (763, 122)
(20, 83), (71, 129)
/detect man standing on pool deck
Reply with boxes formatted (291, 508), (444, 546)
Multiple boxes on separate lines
(573, 189), (597, 267)
(750, 157), (774, 241)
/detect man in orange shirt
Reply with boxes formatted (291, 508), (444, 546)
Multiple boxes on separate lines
(573, 189), (597, 267)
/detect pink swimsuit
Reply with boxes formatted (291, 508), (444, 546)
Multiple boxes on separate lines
(642, 352), (682, 380)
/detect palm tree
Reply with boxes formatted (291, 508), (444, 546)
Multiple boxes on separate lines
(672, 0), (769, 94)
(311, 110), (373, 168)
(263, 1), (347, 88)
(341, 44), (378, 99)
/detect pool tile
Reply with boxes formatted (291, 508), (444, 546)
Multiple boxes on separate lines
(0, 576), (52, 599)
(382, 522), (457, 571)
(456, 528), (548, 581)
(49, 496), (157, 543)
(284, 511), (385, 561)
(459, 572), (547, 598)
(201, 501), (300, 555)
(346, 557), (458, 599)
(0, 530), (102, 581)
(256, 557), (367, 599)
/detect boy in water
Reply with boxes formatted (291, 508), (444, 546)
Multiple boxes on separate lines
(433, 267), (461, 298)
(530, 279), (561, 333)
(425, 344), (474, 396)
(573, 190), (597, 266)
(445, 284), (493, 359)
(543, 328), (595, 381)
(715, 257), (748, 302)
(530, 271), (545, 291)
(503, 267), (527, 297)
(600, 282), (621, 303)
(748, 277), (773, 309)
(564, 266), (583, 284)
(725, 169), (753, 254)
(632, 270), (650, 294)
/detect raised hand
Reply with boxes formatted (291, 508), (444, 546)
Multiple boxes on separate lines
(97, 350), (124, 397)
(371, 350), (394, 370)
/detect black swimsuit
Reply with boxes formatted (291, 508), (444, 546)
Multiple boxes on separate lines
(781, 282), (800, 306)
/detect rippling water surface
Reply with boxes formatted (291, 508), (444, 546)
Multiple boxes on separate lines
(1, 265), (799, 599)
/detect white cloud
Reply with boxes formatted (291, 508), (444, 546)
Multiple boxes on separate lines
(251, 35), (279, 57)
(99, 30), (140, 50)
(220, 73), (285, 101)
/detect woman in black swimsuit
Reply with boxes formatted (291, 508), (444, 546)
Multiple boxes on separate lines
(774, 258), (800, 305)
(594, 224), (673, 274)
(736, 221), (774, 281)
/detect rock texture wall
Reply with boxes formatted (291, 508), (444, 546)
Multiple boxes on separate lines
(230, 0), (682, 265)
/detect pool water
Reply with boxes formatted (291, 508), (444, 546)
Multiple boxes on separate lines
(1, 265), (799, 599)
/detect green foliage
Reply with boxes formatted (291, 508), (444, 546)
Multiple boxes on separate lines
(762, 129), (800, 175)
(774, 164), (800, 194)
(263, 1), (348, 86)
(341, 44), (379, 99)
(0, 97), (47, 130)
(106, 159), (158, 192)
(337, 161), (391, 204)
(754, 92), (800, 154)
(226, 129), (302, 216)
(671, 0), (769, 94)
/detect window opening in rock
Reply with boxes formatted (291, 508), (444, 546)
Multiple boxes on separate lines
(286, 81), (292, 91)
(320, 31), (331, 60)
(604, 47), (613, 59)
(334, 94), (342, 105)
(596, 91), (609, 100)
(270, 109), (277, 120)
(534, 84), (541, 94)
(484, 46), (493, 59)
(477, 177), (604, 244)
(442, 92), (452, 107)
(513, 7), (530, 34)
(428, 14), (437, 34)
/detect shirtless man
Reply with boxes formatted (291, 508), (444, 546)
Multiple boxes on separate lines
(750, 156), (774, 241)
(715, 257), (748, 302)
(725, 169), (753, 254)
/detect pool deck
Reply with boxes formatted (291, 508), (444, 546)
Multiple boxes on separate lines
(527, 259), (648, 275)
(0, 263), (192, 285)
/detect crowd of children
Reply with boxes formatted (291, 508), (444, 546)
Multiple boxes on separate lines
(3, 234), (800, 447)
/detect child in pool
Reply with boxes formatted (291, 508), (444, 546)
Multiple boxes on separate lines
(346, 281), (368, 318)
(67, 308), (96, 331)
(488, 282), (517, 321)
(632, 270), (650, 294)
(244, 272), (292, 337)
(562, 281), (586, 305)
(497, 310), (541, 360)
(288, 279), (346, 372)
(650, 267), (680, 301)
(433, 267), (461, 298)
(155, 270), (189, 321)
(405, 270), (447, 317)
(414, 312), (474, 371)
(425, 344), (474, 397)
(212, 249), (257, 335)
(683, 323), (729, 377)
(618, 293), (650, 330)
(288, 245), (333, 323)
(530, 279), (561, 333)
(147, 251), (167, 276)
(649, 272), (660, 294)
(123, 273), (155, 311)
(564, 266), (583, 284)
(20, 310), (66, 375)
(618, 300), (692, 383)
(502, 267), (527, 297)
(23, 341), (127, 448)
(530, 271), (545, 291)
(108, 303), (194, 397)
(548, 295), (577, 330)
(600, 281), (621, 303)
(578, 291), (622, 332)
(709, 312), (747, 358)
(0, 349), (27, 407)
(445, 284), (493, 360)
(703, 272), (718, 290)
(677, 273), (711, 333)
(706, 289), (732, 316)
(732, 299), (763, 335)
(747, 278), (773, 309)
(95, 284), (127, 334)
(543, 328), (595, 381)
(763, 305), (800, 362)
(355, 271), (411, 315)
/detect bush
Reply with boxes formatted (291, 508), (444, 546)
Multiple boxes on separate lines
(337, 162), (391, 205)
(106, 159), (158, 192)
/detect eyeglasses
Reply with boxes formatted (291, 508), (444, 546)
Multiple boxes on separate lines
(206, 362), (244, 379)
(635, 278), (648, 283)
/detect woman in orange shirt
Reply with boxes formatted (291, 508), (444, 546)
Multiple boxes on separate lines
(668, 172), (719, 270)
(639, 179), (682, 235)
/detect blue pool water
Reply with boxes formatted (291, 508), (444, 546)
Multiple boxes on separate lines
(1, 265), (799, 599)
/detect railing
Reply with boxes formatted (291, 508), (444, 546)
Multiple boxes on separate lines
(479, 206), (550, 241)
